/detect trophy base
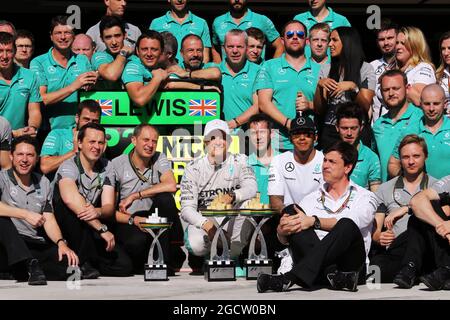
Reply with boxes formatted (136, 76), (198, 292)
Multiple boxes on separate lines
(144, 264), (169, 281)
(245, 259), (273, 280)
(204, 260), (236, 282)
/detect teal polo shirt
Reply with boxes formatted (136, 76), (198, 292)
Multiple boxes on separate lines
(350, 143), (381, 189)
(30, 49), (92, 130)
(255, 55), (320, 149)
(0, 65), (41, 130)
(293, 7), (351, 32)
(150, 11), (211, 62)
(216, 60), (260, 121)
(91, 51), (128, 90)
(373, 103), (423, 182)
(248, 153), (271, 204)
(122, 55), (153, 85)
(392, 116), (450, 179)
(41, 127), (74, 157)
(212, 9), (280, 61)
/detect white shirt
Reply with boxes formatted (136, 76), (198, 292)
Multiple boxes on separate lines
(370, 57), (390, 124)
(268, 150), (323, 205)
(404, 62), (436, 86)
(298, 181), (378, 259)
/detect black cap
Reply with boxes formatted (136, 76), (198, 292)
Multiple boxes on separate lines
(289, 115), (316, 134)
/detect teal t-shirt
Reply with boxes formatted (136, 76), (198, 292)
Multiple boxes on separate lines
(0, 65), (42, 130)
(122, 55), (153, 85)
(212, 9), (280, 61)
(248, 153), (270, 204)
(215, 60), (260, 121)
(150, 11), (211, 63)
(30, 48), (92, 130)
(350, 143), (381, 189)
(91, 51), (129, 90)
(255, 55), (321, 149)
(293, 7), (351, 32)
(40, 127), (74, 156)
(373, 104), (423, 182)
(392, 116), (450, 179)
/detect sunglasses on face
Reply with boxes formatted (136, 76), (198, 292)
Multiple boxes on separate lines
(285, 30), (305, 39)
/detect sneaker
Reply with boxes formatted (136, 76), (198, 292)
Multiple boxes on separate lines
(80, 262), (100, 280)
(27, 259), (47, 286)
(420, 266), (450, 291)
(443, 279), (450, 290)
(327, 271), (359, 292)
(276, 248), (293, 274)
(393, 262), (417, 289)
(257, 273), (292, 293)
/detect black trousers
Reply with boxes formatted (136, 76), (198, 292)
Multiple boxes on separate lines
(53, 192), (133, 277)
(114, 192), (185, 272)
(401, 205), (450, 274)
(369, 230), (409, 283)
(0, 217), (69, 280)
(286, 218), (366, 288)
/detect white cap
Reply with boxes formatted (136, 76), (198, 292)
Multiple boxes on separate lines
(203, 119), (230, 140)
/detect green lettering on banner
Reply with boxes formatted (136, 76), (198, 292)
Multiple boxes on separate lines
(80, 90), (222, 125)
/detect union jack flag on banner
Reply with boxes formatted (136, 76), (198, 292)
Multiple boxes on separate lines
(189, 99), (217, 117)
(98, 99), (113, 117)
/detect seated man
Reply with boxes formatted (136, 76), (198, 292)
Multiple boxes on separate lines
(112, 124), (185, 274)
(370, 134), (437, 283)
(257, 141), (378, 292)
(180, 119), (257, 269)
(40, 100), (101, 176)
(393, 174), (450, 290)
(53, 122), (132, 278)
(0, 136), (78, 285)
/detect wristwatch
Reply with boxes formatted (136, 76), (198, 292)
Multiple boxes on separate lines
(119, 49), (128, 58)
(97, 224), (108, 234)
(312, 215), (321, 230)
(128, 215), (135, 226)
(56, 238), (67, 246)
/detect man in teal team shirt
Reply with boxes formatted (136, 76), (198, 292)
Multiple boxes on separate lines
(373, 70), (423, 182)
(293, 0), (351, 32)
(216, 29), (259, 129)
(0, 32), (41, 138)
(91, 15), (134, 91)
(336, 102), (381, 191)
(150, 0), (211, 64)
(212, 0), (283, 63)
(30, 16), (97, 131)
(256, 20), (320, 151)
(388, 84), (450, 179)
(40, 100), (101, 176)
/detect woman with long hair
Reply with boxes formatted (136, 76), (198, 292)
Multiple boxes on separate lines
(313, 26), (375, 150)
(395, 26), (436, 106)
(436, 31), (450, 117)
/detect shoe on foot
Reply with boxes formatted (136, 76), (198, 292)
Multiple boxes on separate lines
(80, 262), (100, 280)
(28, 259), (47, 286)
(257, 273), (292, 293)
(327, 271), (359, 292)
(393, 262), (417, 289)
(420, 266), (450, 291)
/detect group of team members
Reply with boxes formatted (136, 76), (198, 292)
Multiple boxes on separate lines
(0, 0), (449, 292)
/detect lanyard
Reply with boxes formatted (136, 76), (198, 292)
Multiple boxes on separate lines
(392, 174), (428, 207)
(74, 153), (103, 204)
(320, 186), (354, 215)
(128, 148), (154, 185)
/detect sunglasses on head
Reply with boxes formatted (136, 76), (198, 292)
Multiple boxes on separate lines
(285, 30), (305, 39)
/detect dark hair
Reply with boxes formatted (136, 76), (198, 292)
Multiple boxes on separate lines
(379, 69), (408, 87)
(50, 15), (73, 34)
(375, 18), (399, 36)
(180, 33), (203, 50)
(136, 30), (164, 50)
(0, 20), (16, 36)
(324, 141), (358, 177)
(16, 29), (34, 46)
(77, 122), (105, 142)
(248, 113), (273, 130)
(161, 31), (178, 57)
(77, 99), (101, 116)
(398, 134), (428, 158)
(0, 32), (14, 48)
(99, 15), (126, 37)
(281, 20), (308, 38)
(246, 27), (265, 44)
(11, 135), (39, 153)
(335, 102), (364, 126)
(329, 27), (365, 86)
(132, 124), (159, 137)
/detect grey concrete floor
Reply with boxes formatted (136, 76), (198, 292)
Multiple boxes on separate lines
(0, 273), (449, 300)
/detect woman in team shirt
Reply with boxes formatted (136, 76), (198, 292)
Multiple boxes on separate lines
(436, 31), (450, 117)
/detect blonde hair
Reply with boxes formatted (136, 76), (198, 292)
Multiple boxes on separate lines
(436, 31), (450, 81)
(399, 26), (433, 69)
